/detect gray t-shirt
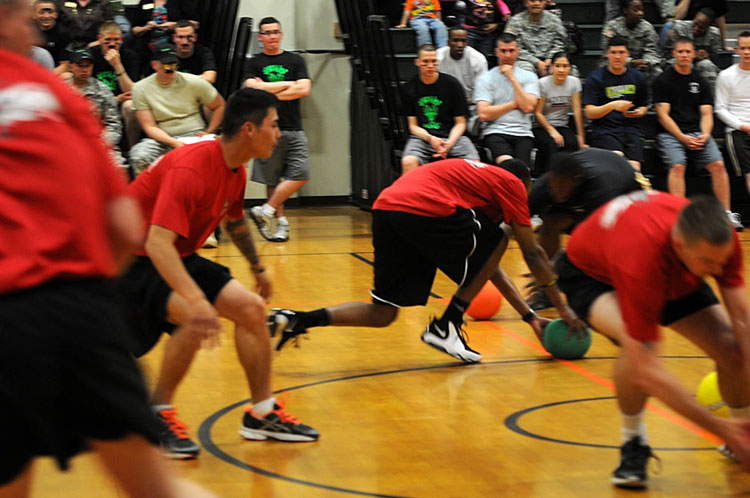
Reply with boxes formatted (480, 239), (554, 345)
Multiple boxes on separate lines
(539, 75), (581, 128)
(436, 45), (488, 103)
(474, 65), (540, 137)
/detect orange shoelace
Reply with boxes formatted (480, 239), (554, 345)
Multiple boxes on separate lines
(159, 408), (191, 439)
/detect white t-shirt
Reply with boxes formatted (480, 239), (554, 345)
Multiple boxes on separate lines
(436, 45), (488, 103)
(715, 64), (750, 131)
(538, 75), (581, 128)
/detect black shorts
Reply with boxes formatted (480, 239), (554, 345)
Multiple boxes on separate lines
(557, 251), (719, 327)
(591, 131), (644, 164)
(482, 133), (534, 167)
(0, 279), (160, 484)
(371, 208), (505, 307)
(118, 254), (233, 357)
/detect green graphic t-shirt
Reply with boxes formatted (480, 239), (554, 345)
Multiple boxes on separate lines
(403, 73), (468, 139)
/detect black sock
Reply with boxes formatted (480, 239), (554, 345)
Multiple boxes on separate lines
(298, 308), (331, 329)
(438, 296), (468, 327)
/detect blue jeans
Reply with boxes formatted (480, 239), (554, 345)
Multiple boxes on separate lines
(410, 17), (448, 48)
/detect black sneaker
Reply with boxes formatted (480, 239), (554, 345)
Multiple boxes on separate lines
(611, 436), (660, 488)
(154, 406), (200, 459)
(239, 399), (320, 442)
(268, 308), (307, 351)
(526, 287), (553, 311)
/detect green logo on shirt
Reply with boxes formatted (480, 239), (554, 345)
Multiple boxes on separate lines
(97, 71), (118, 91)
(263, 65), (289, 82)
(418, 95), (443, 130)
(605, 84), (636, 98)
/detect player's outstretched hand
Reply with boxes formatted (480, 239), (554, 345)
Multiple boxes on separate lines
(530, 316), (551, 345)
(720, 419), (750, 471)
(558, 304), (588, 339)
(255, 271), (272, 302)
(186, 297), (222, 348)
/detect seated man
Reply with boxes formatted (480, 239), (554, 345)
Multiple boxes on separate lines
(463, 0), (510, 64)
(525, 148), (647, 309)
(172, 19), (217, 83)
(504, 0), (569, 77)
(436, 26), (488, 111)
(88, 21), (141, 147)
(475, 33), (539, 168)
(129, 43), (224, 175)
(401, 44), (479, 174)
(601, 0), (662, 85)
(265, 157), (584, 363)
(397, 0), (448, 48)
(664, 7), (722, 88)
(653, 36), (742, 230)
(33, 0), (71, 73)
(715, 31), (750, 198)
(584, 36), (648, 170)
(67, 48), (125, 167)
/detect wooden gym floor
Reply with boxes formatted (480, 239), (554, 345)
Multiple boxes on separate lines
(32, 206), (750, 497)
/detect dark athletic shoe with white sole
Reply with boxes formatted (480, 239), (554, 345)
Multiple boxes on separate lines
(239, 400), (319, 442)
(611, 436), (660, 488)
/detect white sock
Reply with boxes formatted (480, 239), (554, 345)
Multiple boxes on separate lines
(253, 397), (276, 415)
(730, 405), (750, 419)
(261, 203), (276, 218)
(277, 216), (289, 227)
(152, 404), (174, 413)
(621, 409), (648, 445)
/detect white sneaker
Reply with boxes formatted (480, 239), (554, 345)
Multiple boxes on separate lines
(202, 233), (218, 248)
(271, 222), (290, 242)
(249, 205), (275, 241)
(727, 211), (743, 232)
(718, 444), (739, 462)
(421, 319), (481, 363)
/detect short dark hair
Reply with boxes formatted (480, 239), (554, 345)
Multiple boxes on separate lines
(449, 25), (467, 36)
(174, 19), (195, 31)
(696, 7), (716, 22)
(607, 35), (629, 50)
(33, 0), (56, 9)
(550, 51), (570, 65)
(221, 88), (278, 138)
(549, 152), (584, 180)
(259, 16), (281, 31)
(676, 195), (732, 246)
(672, 35), (694, 47)
(738, 30), (750, 39)
(497, 32), (517, 45)
(620, 0), (639, 11)
(417, 43), (436, 57)
(498, 158), (531, 184)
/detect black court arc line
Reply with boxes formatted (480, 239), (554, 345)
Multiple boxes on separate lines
(504, 396), (716, 451)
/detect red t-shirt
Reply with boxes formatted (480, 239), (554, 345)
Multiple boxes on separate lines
(0, 48), (127, 294)
(127, 139), (246, 257)
(373, 158), (531, 226)
(567, 191), (744, 342)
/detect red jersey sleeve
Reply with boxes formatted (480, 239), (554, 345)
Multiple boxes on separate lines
(498, 177), (532, 226)
(150, 168), (206, 239)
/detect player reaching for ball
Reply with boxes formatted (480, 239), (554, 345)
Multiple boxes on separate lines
(557, 191), (750, 489)
(267, 157), (585, 363)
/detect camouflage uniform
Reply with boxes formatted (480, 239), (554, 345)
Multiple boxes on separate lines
(664, 20), (721, 88)
(604, 0), (674, 22)
(69, 76), (125, 167)
(601, 16), (663, 85)
(504, 11), (569, 75)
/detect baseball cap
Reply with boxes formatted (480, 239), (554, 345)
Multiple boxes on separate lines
(152, 43), (178, 64)
(69, 48), (93, 64)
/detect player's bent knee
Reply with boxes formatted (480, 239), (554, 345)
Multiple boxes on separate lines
(670, 163), (687, 174)
(705, 161), (725, 174)
(372, 304), (398, 327)
(713, 331), (745, 371)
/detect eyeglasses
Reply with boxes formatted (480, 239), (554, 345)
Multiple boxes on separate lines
(259, 30), (281, 36)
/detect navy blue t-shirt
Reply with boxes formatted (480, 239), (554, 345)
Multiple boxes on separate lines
(583, 66), (648, 135)
(653, 66), (713, 134)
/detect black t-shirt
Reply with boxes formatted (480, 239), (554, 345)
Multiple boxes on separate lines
(528, 148), (641, 217)
(687, 0), (728, 19)
(89, 44), (141, 96)
(403, 73), (468, 139)
(38, 23), (72, 65)
(178, 44), (217, 76)
(243, 51), (311, 131)
(653, 66), (713, 134)
(582, 66), (648, 135)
